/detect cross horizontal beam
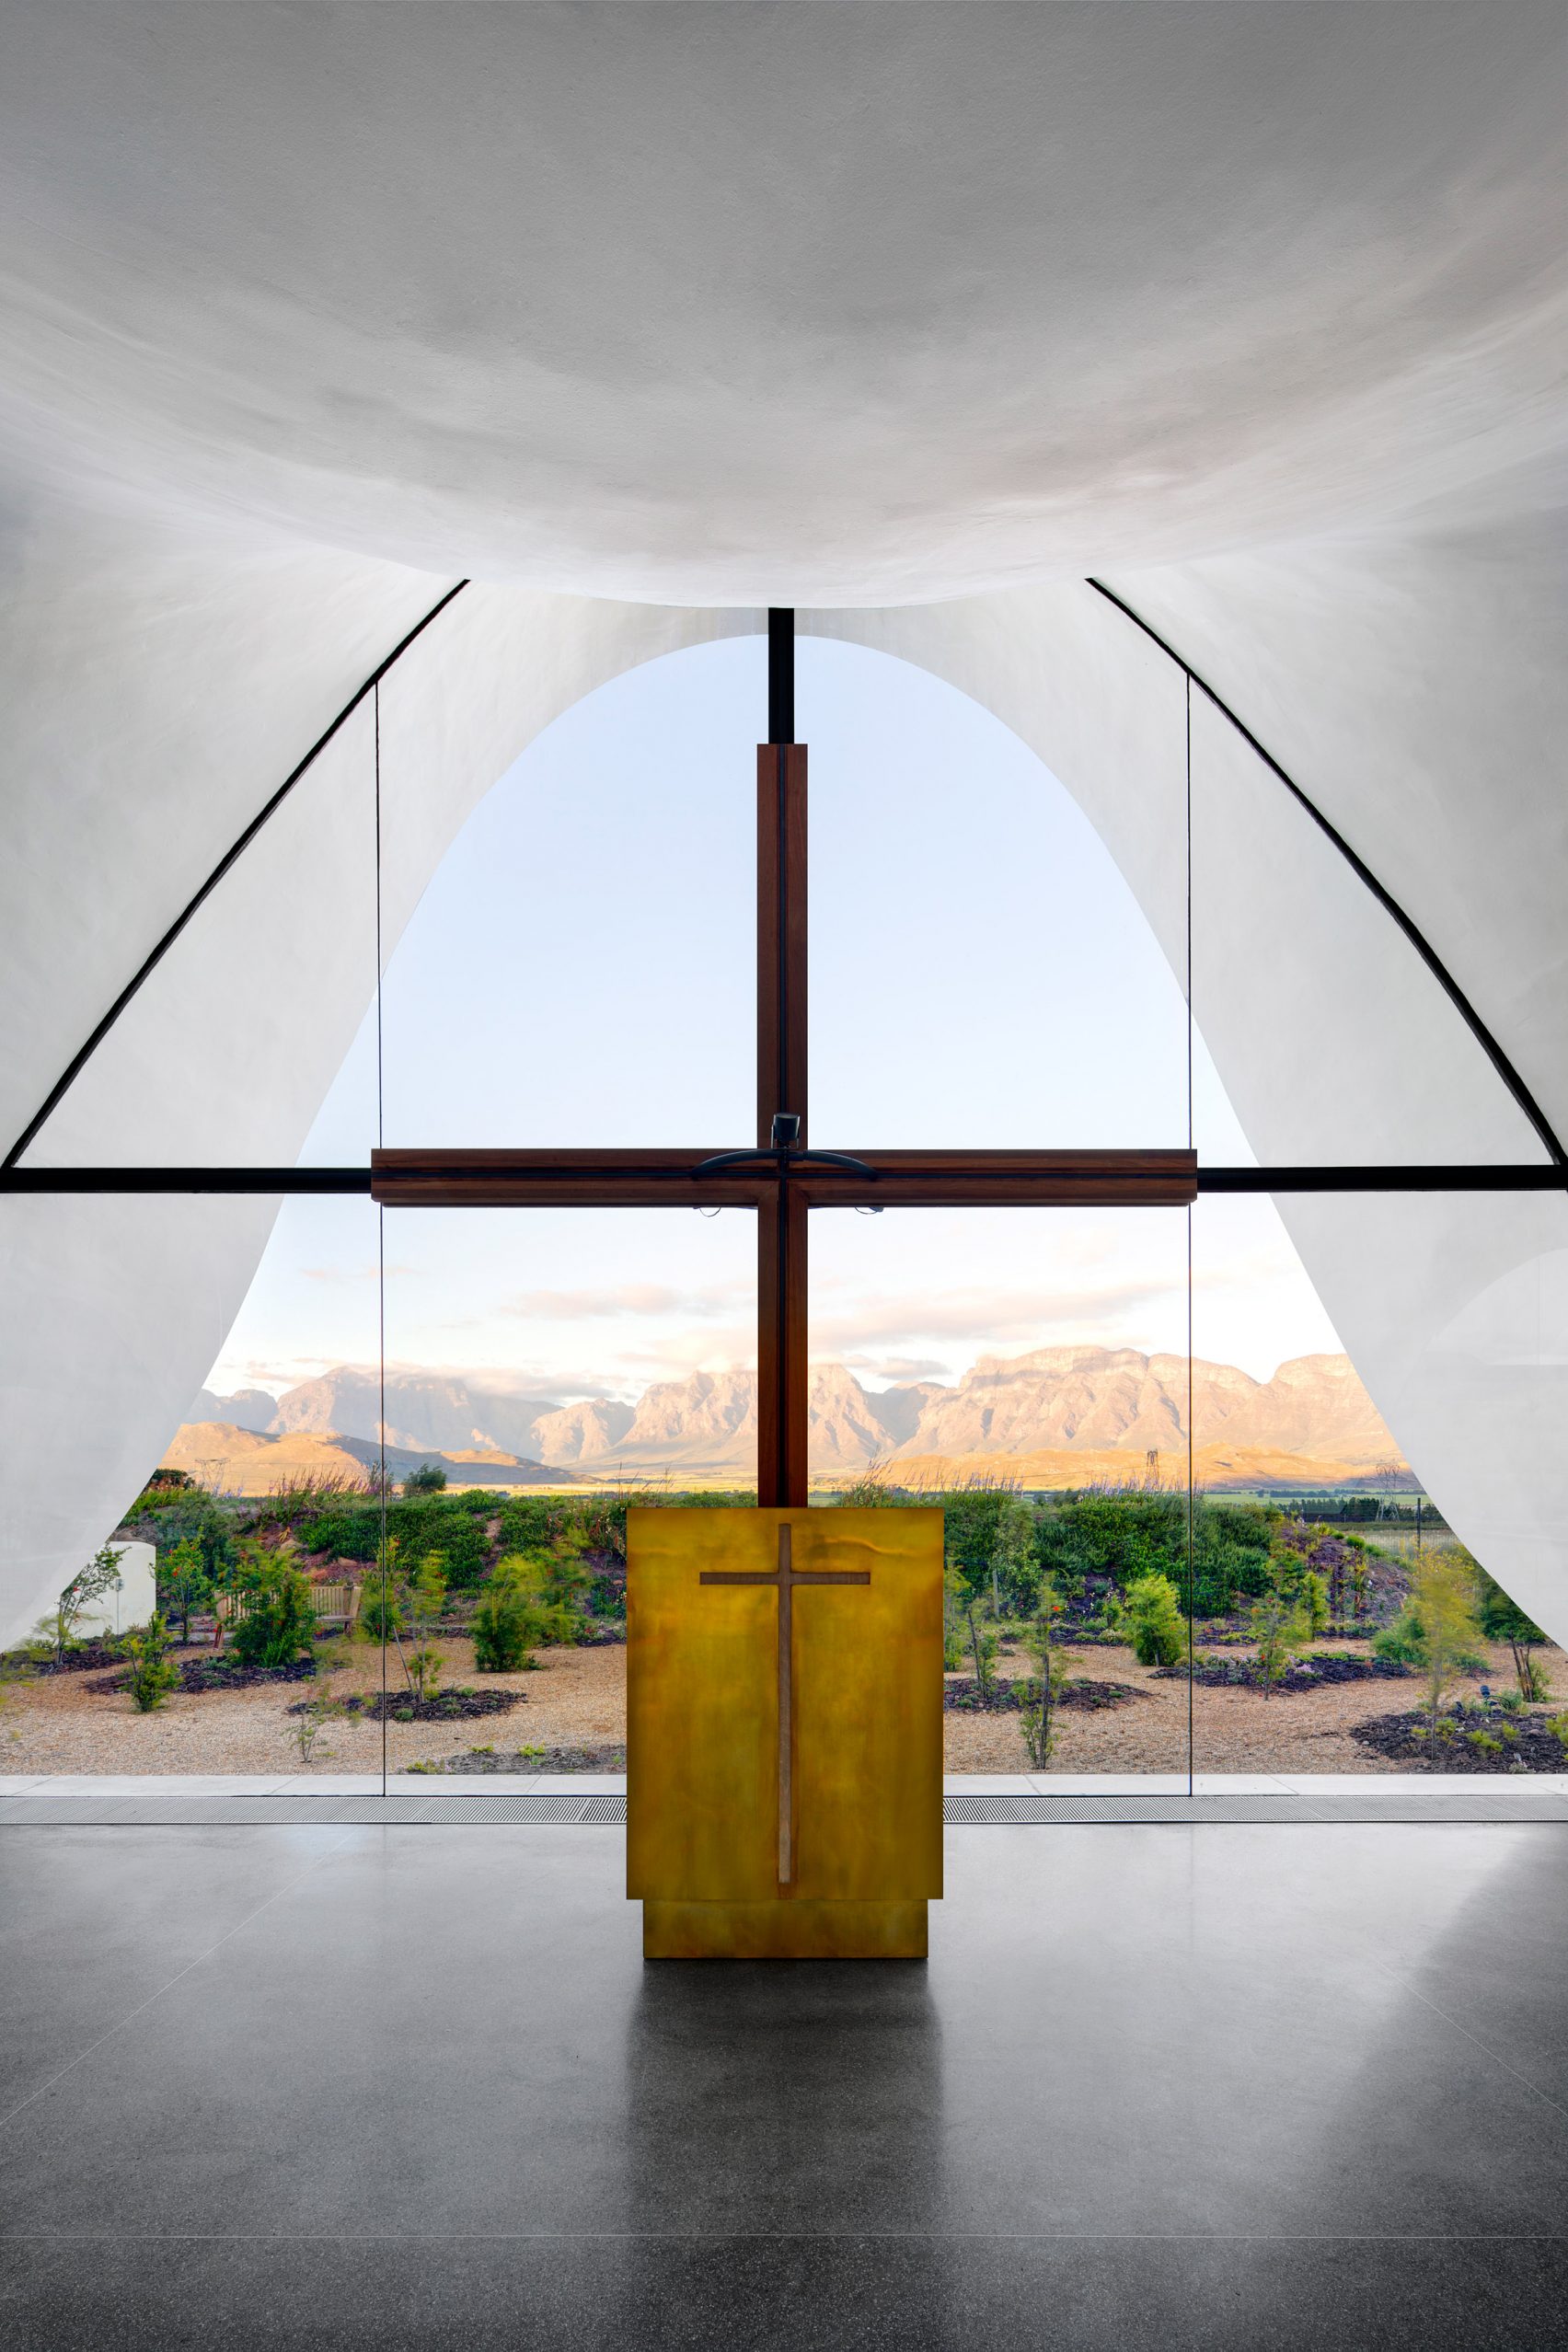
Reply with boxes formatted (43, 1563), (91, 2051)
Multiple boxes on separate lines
(368, 1147), (1199, 1210)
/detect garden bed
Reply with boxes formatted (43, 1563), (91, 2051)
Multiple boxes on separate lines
(945, 1675), (1144, 1712)
(1351, 1707), (1567, 1772)
(414, 1742), (627, 1774)
(307, 1685), (524, 1724)
(28, 1641), (133, 1676)
(89, 1654), (317, 1696)
(1157, 1653), (1413, 1693)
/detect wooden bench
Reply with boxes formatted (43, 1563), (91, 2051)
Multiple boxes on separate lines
(216, 1583), (363, 1633)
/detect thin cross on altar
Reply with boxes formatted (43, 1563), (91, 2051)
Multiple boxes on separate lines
(700, 1521), (869, 1884)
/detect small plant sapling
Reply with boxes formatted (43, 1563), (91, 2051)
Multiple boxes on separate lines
(1473, 1562), (1552, 1701)
(404, 1551), (449, 1704)
(963, 1595), (998, 1701)
(1018, 1576), (1067, 1770)
(36, 1545), (124, 1665)
(941, 1564), (968, 1672)
(472, 1557), (542, 1673)
(1301, 1571), (1329, 1640)
(1125, 1574), (1185, 1669)
(125, 1612), (179, 1712)
(1406, 1549), (1487, 1759)
(159, 1536), (213, 1645)
(1249, 1586), (1309, 1696)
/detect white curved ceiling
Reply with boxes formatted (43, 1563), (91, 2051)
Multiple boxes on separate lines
(0, 3), (1562, 602)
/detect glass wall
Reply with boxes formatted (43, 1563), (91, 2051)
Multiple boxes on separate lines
(8, 632), (1564, 1796)
(809, 1202), (1193, 1784)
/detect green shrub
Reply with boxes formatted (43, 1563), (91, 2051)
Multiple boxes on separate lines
(1125, 1574), (1186, 1669)
(1474, 1562), (1552, 1700)
(125, 1612), (179, 1712)
(157, 1537), (213, 1644)
(227, 1553), (316, 1670)
(403, 1464), (447, 1495)
(1250, 1587), (1309, 1694)
(472, 1561), (541, 1673)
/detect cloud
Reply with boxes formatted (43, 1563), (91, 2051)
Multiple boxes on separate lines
(808, 1274), (1182, 1355)
(839, 1355), (952, 1382)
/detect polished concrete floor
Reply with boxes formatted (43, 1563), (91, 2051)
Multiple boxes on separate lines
(2, 1823), (1566, 2348)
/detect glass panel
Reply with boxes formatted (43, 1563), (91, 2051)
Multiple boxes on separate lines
(1190, 1189), (1568, 1779)
(17, 701), (381, 1168)
(808, 1202), (1193, 1785)
(804, 637), (1190, 1148)
(1190, 692), (1549, 1167)
(378, 639), (760, 1151)
(376, 1205), (757, 1780)
(2, 1193), (381, 1778)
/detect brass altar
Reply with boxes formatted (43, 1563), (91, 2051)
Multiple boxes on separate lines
(627, 1506), (944, 1959)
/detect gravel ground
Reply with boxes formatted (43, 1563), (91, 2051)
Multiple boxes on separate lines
(0, 1636), (625, 1777)
(5, 1632), (1560, 1779)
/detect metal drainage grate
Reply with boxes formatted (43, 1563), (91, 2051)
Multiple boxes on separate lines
(2, 1789), (1564, 1828)
(940, 1792), (1568, 1827)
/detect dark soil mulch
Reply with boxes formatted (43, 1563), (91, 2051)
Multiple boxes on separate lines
(421, 1743), (627, 1775)
(311, 1686), (524, 1724)
(945, 1675), (1145, 1713)
(1352, 1708), (1568, 1772)
(90, 1654), (317, 1696)
(1157, 1652), (1413, 1694)
(29, 1641), (133, 1676)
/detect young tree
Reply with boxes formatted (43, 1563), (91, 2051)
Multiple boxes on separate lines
(1125, 1574), (1185, 1668)
(1301, 1571), (1329, 1641)
(1249, 1586), (1309, 1695)
(158, 1537), (213, 1646)
(472, 1557), (542, 1673)
(227, 1546), (317, 1671)
(124, 1612), (180, 1712)
(963, 1593), (998, 1701)
(1473, 1562), (1551, 1701)
(36, 1546), (124, 1664)
(1407, 1549), (1486, 1757)
(407, 1550), (448, 1703)
(1018, 1575), (1067, 1769)
(403, 1463), (447, 1496)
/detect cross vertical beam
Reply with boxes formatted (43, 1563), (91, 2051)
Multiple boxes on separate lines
(758, 607), (809, 1505)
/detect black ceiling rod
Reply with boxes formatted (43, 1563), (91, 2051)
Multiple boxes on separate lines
(767, 607), (795, 744)
(1086, 576), (1566, 1170)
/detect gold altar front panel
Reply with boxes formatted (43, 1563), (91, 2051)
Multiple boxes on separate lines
(626, 1507), (944, 1912)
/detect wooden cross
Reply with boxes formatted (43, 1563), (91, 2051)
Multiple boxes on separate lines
(371, 609), (1197, 1502)
(699, 1520), (870, 1885)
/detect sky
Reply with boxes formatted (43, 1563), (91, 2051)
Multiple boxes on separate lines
(206, 636), (1344, 1404)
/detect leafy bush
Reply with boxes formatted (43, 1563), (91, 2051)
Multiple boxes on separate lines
(403, 1464), (448, 1495)
(124, 1612), (179, 1712)
(1249, 1587), (1309, 1694)
(226, 1552), (316, 1670)
(157, 1537), (213, 1644)
(1125, 1574), (1186, 1668)
(472, 1562), (540, 1673)
(1474, 1562), (1551, 1699)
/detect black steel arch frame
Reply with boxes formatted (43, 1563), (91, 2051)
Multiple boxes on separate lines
(4, 574), (1562, 1184)
(1088, 578), (1565, 1169)
(4, 578), (470, 1170)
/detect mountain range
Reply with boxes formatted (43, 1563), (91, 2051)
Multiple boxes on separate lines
(182, 1345), (1403, 1489)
